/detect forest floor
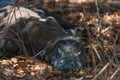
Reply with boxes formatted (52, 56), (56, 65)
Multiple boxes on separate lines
(0, 0), (120, 80)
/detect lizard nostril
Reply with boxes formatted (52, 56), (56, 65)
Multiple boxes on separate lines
(71, 64), (74, 68)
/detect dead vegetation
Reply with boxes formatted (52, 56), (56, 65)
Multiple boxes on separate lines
(0, 0), (120, 80)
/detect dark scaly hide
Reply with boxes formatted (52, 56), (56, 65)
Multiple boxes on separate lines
(0, 5), (87, 72)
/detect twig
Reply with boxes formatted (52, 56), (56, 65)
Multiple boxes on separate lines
(110, 68), (120, 79)
(91, 48), (97, 75)
(114, 31), (120, 45)
(91, 43), (101, 61)
(92, 62), (110, 80)
(94, 0), (102, 33)
(101, 26), (111, 34)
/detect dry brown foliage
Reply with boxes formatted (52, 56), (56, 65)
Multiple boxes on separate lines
(0, 0), (120, 80)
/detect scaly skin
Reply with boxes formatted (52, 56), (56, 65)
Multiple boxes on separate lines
(0, 4), (87, 72)
(46, 39), (87, 72)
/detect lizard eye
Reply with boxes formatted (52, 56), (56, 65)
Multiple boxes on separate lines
(58, 59), (64, 66)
